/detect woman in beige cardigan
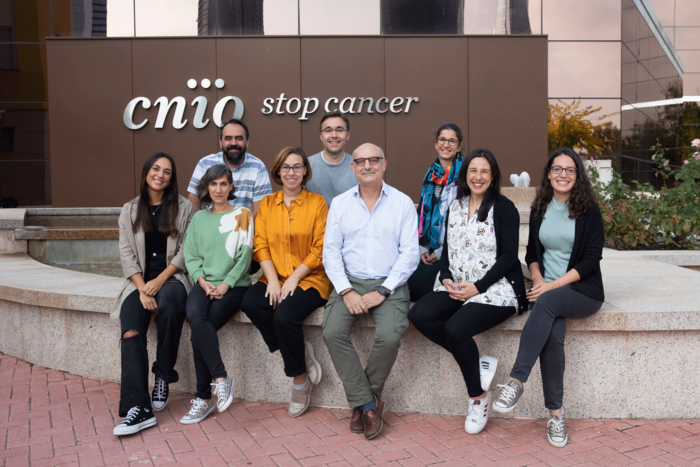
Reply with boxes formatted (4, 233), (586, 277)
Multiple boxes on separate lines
(111, 152), (194, 436)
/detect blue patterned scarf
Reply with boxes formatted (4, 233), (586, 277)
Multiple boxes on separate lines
(418, 153), (463, 251)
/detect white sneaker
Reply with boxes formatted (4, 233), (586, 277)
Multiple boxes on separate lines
(180, 398), (216, 425)
(479, 356), (498, 391)
(465, 391), (490, 435)
(211, 377), (235, 412)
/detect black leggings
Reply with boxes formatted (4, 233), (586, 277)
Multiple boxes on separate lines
(186, 283), (247, 400)
(118, 280), (187, 417)
(409, 291), (515, 398)
(241, 281), (327, 377)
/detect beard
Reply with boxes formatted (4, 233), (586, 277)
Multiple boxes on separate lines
(223, 143), (247, 165)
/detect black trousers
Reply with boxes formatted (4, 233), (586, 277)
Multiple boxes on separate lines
(407, 252), (448, 302)
(118, 280), (187, 417)
(510, 285), (602, 410)
(241, 281), (327, 377)
(186, 283), (247, 400)
(409, 291), (515, 398)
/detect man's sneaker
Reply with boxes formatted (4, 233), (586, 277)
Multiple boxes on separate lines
(492, 379), (524, 413)
(211, 377), (235, 412)
(547, 408), (568, 447)
(113, 406), (156, 436)
(479, 356), (498, 391)
(151, 376), (169, 412)
(304, 341), (322, 385)
(180, 398), (216, 425)
(465, 391), (490, 435)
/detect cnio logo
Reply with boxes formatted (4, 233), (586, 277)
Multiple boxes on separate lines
(123, 78), (243, 131)
(123, 78), (420, 130)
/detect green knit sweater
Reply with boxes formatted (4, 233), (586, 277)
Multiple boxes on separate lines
(184, 207), (254, 287)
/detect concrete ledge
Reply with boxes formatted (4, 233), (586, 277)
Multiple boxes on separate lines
(2, 251), (700, 419)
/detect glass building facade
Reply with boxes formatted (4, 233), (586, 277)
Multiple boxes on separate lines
(1, 0), (698, 204)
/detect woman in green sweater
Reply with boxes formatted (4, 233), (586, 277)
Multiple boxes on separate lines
(181, 164), (254, 424)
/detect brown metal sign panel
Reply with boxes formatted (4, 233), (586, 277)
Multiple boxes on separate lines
(47, 36), (547, 207)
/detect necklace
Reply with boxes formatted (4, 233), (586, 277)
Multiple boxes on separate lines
(149, 204), (162, 216)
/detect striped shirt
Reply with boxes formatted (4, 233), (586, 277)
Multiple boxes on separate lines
(187, 152), (273, 210)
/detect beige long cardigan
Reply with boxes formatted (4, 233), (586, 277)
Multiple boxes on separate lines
(110, 195), (194, 320)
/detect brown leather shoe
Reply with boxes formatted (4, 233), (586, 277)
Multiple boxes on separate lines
(362, 396), (384, 440)
(350, 406), (364, 433)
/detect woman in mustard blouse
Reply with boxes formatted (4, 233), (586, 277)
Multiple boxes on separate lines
(241, 146), (331, 418)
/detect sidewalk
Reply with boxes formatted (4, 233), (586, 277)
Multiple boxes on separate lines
(2, 353), (699, 467)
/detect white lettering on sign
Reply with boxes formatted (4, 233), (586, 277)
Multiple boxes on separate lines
(123, 79), (244, 131)
(123, 79), (420, 130)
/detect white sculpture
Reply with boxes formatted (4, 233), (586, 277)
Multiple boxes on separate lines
(510, 171), (531, 187)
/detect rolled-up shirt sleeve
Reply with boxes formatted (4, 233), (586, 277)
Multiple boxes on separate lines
(302, 199), (328, 273)
(323, 202), (352, 293)
(252, 199), (273, 264)
(382, 197), (419, 292)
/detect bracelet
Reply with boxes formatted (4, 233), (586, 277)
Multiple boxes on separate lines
(340, 288), (354, 297)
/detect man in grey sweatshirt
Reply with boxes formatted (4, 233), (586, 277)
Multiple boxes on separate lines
(305, 111), (358, 208)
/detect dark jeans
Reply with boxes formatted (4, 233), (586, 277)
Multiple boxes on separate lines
(118, 279), (187, 417)
(407, 253), (447, 302)
(186, 283), (247, 400)
(241, 281), (327, 377)
(510, 285), (603, 410)
(409, 291), (515, 398)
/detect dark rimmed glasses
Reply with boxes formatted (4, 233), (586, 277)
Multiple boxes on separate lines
(550, 165), (577, 175)
(353, 157), (384, 167)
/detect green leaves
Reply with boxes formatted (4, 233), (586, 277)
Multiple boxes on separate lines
(590, 139), (700, 250)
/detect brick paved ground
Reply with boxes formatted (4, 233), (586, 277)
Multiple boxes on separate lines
(3, 353), (700, 467)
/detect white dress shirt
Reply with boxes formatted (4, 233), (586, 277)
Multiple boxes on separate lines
(323, 181), (419, 294)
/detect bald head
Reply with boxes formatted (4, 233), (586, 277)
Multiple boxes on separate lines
(351, 143), (386, 187)
(353, 143), (384, 160)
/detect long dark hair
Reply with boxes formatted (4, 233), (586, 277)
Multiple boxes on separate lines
(456, 149), (502, 222)
(133, 152), (180, 237)
(532, 147), (598, 220)
(196, 165), (235, 207)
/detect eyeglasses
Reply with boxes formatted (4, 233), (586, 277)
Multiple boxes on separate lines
(353, 157), (384, 167)
(437, 137), (460, 146)
(550, 165), (577, 175)
(280, 164), (304, 173)
(322, 127), (347, 135)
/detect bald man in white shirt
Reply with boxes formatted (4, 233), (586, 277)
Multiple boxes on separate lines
(322, 143), (419, 440)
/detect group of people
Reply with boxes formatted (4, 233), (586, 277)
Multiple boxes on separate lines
(111, 112), (605, 449)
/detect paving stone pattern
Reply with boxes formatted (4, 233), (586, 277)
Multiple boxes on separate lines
(3, 353), (700, 467)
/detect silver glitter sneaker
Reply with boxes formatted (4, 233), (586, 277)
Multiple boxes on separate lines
(492, 379), (524, 414)
(547, 408), (568, 448)
(180, 398), (216, 425)
(288, 381), (313, 418)
(211, 377), (235, 412)
(304, 341), (322, 385)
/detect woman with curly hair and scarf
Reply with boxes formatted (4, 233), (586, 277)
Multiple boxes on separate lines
(492, 148), (605, 449)
(407, 123), (464, 302)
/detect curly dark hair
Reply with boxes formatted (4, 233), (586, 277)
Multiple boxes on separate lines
(196, 165), (235, 207)
(532, 148), (598, 220)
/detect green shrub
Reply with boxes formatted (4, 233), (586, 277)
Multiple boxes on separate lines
(588, 141), (700, 250)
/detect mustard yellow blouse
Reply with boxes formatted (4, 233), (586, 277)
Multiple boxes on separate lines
(253, 189), (332, 299)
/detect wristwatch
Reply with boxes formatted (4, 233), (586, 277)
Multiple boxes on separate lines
(377, 286), (391, 297)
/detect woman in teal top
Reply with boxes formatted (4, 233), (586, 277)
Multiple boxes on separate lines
(492, 148), (605, 449)
(181, 164), (254, 425)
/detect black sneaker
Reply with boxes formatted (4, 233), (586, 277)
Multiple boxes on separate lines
(113, 406), (156, 436)
(151, 376), (169, 412)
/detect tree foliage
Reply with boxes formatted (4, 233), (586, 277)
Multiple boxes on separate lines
(548, 99), (619, 154)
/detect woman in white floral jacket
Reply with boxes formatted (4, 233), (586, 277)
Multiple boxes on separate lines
(408, 149), (527, 436)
